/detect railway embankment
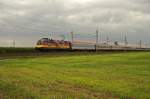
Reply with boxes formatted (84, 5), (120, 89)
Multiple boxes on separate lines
(0, 47), (149, 59)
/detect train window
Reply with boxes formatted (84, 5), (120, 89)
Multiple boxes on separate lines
(41, 38), (49, 42)
(37, 41), (42, 45)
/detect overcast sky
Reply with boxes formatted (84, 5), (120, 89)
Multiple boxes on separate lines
(0, 0), (150, 46)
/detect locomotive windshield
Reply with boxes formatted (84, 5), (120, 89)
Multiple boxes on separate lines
(40, 38), (49, 42)
(37, 38), (49, 45)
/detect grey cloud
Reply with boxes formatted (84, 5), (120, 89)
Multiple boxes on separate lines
(0, 0), (150, 46)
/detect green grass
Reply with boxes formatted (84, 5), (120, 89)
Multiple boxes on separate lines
(0, 52), (150, 99)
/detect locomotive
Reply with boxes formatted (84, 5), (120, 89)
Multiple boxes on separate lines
(36, 38), (72, 50)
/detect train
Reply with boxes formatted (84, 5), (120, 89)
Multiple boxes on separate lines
(36, 38), (150, 51)
(36, 38), (72, 51)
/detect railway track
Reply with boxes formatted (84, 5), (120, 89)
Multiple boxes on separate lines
(0, 49), (149, 60)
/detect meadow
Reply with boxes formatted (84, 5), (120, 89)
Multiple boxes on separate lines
(0, 52), (150, 99)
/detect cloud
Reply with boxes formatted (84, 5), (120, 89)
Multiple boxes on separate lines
(0, 0), (150, 46)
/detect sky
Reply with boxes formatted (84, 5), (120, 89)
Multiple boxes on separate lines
(0, 0), (150, 47)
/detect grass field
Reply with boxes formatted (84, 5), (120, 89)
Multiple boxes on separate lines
(0, 52), (150, 99)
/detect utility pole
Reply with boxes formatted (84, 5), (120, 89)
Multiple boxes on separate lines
(50, 33), (52, 39)
(106, 35), (109, 47)
(95, 27), (99, 52)
(96, 29), (99, 45)
(71, 31), (74, 43)
(124, 35), (128, 47)
(139, 40), (142, 48)
(13, 40), (15, 48)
